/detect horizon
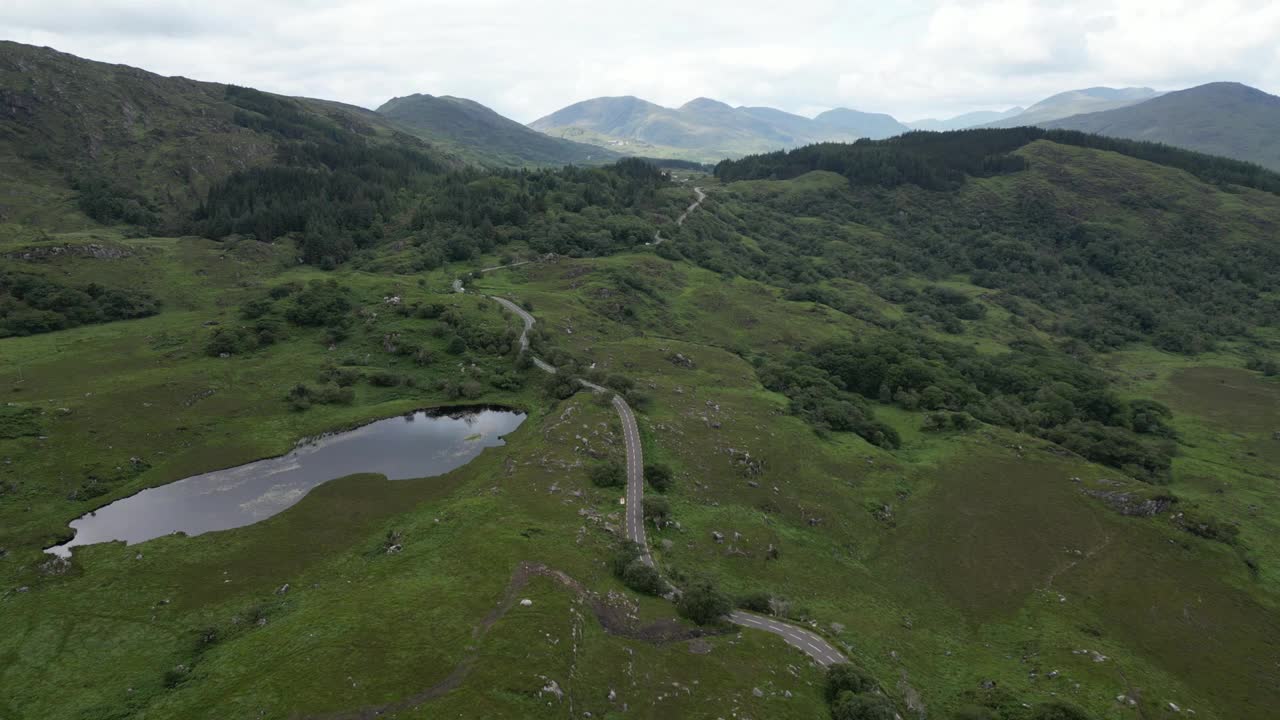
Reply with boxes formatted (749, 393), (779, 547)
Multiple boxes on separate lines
(3, 1), (1278, 123)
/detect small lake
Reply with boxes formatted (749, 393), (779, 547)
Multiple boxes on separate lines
(48, 407), (525, 557)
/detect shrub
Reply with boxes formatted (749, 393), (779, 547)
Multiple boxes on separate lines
(205, 326), (257, 356)
(608, 540), (644, 577)
(284, 280), (352, 327)
(737, 591), (773, 614)
(825, 663), (879, 702)
(590, 461), (625, 488)
(588, 458), (624, 486)
(644, 463), (674, 492)
(642, 496), (671, 524)
(368, 371), (401, 388)
(676, 579), (731, 625)
(830, 691), (896, 720)
(621, 559), (665, 595)
(1029, 702), (1093, 720)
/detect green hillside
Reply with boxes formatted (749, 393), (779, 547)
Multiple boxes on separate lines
(376, 93), (619, 168)
(0, 41), (456, 233)
(982, 86), (1161, 128)
(1044, 82), (1280, 171)
(4, 42), (1280, 720)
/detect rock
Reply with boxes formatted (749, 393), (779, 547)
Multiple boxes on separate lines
(16, 586), (29, 593)
(1167, 702), (1181, 713)
(275, 583), (290, 596)
(784, 690), (793, 698)
(752, 687), (764, 698)
(385, 544), (403, 554)
(1047, 670), (1059, 679)
(520, 598), (533, 607)
(608, 689), (617, 701)
(541, 679), (563, 700)
(830, 622), (845, 634)
(979, 679), (997, 690)
(711, 531), (724, 543)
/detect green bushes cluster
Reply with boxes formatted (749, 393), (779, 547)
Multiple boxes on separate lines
(1, 271), (159, 338)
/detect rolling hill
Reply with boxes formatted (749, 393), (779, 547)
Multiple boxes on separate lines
(1043, 82), (1280, 171)
(981, 86), (1162, 128)
(376, 93), (619, 167)
(529, 95), (908, 162)
(907, 106), (1024, 131)
(0, 40), (454, 231)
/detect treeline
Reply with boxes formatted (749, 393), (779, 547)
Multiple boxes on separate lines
(764, 332), (1177, 481)
(0, 270), (159, 337)
(191, 86), (670, 268)
(714, 127), (1280, 194)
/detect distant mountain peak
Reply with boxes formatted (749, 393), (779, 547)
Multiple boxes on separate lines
(680, 97), (734, 112)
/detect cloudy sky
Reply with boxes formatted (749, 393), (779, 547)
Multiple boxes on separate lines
(3, 0), (1279, 122)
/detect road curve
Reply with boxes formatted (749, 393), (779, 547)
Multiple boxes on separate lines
(653, 186), (706, 244)
(461, 186), (845, 667)
(729, 611), (846, 666)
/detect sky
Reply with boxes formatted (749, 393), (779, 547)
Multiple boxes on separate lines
(3, 0), (1279, 123)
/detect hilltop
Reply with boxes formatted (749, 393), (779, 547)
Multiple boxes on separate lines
(980, 86), (1162, 128)
(1044, 82), (1280, 171)
(376, 93), (620, 168)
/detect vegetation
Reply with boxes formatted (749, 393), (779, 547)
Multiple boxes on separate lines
(676, 578), (732, 625)
(1, 269), (159, 337)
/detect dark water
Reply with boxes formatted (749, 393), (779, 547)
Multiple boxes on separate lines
(48, 407), (525, 557)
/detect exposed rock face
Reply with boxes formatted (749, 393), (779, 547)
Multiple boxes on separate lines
(1084, 489), (1176, 517)
(5, 244), (134, 261)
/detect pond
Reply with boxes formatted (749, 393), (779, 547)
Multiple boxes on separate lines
(47, 407), (525, 557)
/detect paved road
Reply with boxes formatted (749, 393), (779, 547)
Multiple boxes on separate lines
(728, 611), (846, 666)
(653, 186), (706, 244)
(459, 186), (846, 666)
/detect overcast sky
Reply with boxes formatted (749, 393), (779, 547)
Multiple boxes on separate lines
(3, 0), (1278, 122)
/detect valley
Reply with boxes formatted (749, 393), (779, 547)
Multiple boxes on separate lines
(2, 37), (1279, 720)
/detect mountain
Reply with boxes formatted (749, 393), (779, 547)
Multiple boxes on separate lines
(812, 108), (910, 139)
(0, 40), (453, 231)
(1043, 82), (1280, 171)
(907, 107), (1024, 131)
(982, 86), (1162, 128)
(530, 96), (909, 162)
(376, 93), (618, 167)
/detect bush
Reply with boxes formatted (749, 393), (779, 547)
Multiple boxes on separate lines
(205, 326), (257, 356)
(831, 691), (896, 720)
(825, 663), (880, 702)
(642, 496), (671, 524)
(1029, 702), (1094, 720)
(608, 540), (644, 577)
(590, 461), (625, 488)
(368, 371), (401, 387)
(284, 280), (352, 327)
(676, 579), (731, 625)
(644, 463), (674, 492)
(737, 591), (773, 614)
(621, 559), (665, 595)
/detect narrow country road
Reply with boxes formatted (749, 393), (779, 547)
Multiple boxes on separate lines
(457, 186), (846, 666)
(653, 186), (706, 244)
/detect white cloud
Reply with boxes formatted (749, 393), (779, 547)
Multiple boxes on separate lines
(1, 0), (1277, 123)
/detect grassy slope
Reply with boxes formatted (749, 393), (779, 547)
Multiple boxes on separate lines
(1044, 83), (1280, 172)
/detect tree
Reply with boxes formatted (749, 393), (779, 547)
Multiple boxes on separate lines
(830, 691), (896, 720)
(644, 463), (674, 492)
(825, 663), (879, 703)
(590, 461), (625, 488)
(621, 560), (665, 595)
(642, 496), (671, 525)
(676, 579), (731, 625)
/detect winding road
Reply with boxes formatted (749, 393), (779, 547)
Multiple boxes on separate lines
(652, 186), (706, 244)
(457, 186), (844, 666)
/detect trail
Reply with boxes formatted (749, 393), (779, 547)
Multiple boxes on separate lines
(652, 186), (705, 244)
(456, 186), (844, 666)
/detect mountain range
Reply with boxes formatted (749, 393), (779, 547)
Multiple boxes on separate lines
(376, 93), (619, 167)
